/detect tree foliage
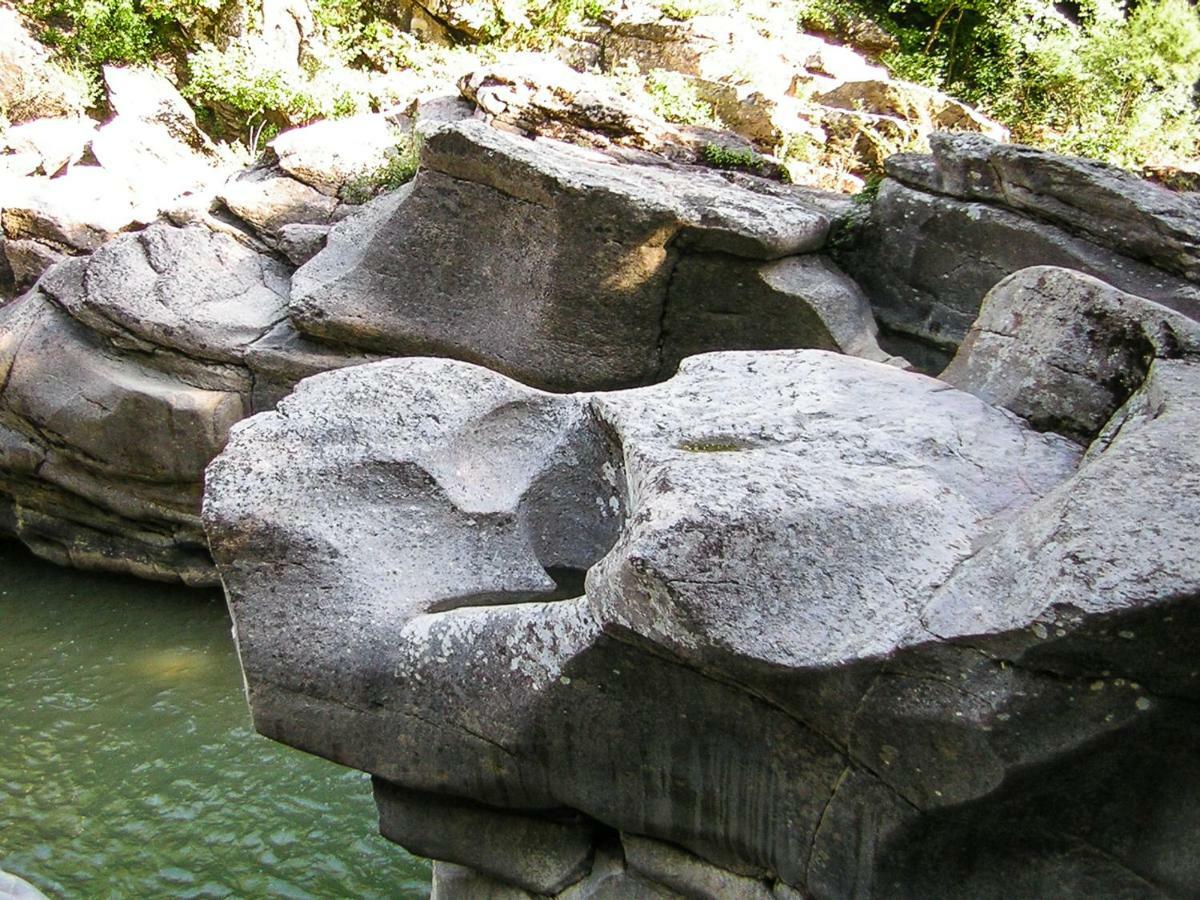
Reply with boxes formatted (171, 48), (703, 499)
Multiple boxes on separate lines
(800, 0), (1200, 165)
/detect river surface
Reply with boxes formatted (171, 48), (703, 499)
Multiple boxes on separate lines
(0, 541), (431, 898)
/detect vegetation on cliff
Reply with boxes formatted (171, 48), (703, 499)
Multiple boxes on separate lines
(10, 0), (1200, 171)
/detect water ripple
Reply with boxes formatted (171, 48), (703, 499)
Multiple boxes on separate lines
(0, 542), (430, 898)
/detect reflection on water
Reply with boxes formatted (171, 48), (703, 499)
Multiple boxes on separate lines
(0, 540), (430, 898)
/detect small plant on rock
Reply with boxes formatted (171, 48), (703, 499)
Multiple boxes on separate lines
(700, 142), (763, 172)
(657, 0), (720, 21)
(645, 69), (720, 128)
(340, 133), (423, 204)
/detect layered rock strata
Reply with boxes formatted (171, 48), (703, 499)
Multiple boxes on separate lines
(203, 271), (1200, 895)
(0, 114), (885, 579)
(0, 224), (372, 583)
(839, 132), (1200, 364)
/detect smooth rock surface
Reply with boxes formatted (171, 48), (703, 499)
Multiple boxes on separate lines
(0, 223), (368, 582)
(660, 253), (898, 370)
(290, 119), (887, 390)
(0, 868), (46, 900)
(101, 65), (214, 153)
(270, 114), (400, 197)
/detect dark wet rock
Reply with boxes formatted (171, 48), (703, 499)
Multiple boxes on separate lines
(374, 780), (595, 895)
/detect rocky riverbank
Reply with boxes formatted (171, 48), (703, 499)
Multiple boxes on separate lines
(2, 3), (1200, 893)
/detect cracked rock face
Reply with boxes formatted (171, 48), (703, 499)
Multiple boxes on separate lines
(839, 133), (1200, 363)
(203, 310), (1199, 897)
(942, 265), (1200, 442)
(290, 118), (891, 390)
(0, 223), (371, 583)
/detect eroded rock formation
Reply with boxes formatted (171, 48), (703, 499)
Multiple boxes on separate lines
(0, 223), (371, 582)
(838, 133), (1200, 367)
(290, 117), (893, 391)
(202, 258), (1200, 895)
(0, 106), (895, 579)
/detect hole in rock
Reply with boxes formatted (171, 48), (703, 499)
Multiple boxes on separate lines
(427, 408), (628, 613)
(516, 409), (628, 603)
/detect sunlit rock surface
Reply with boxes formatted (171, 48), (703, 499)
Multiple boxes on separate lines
(204, 319), (1199, 895)
(0, 110), (887, 582)
(290, 118), (893, 390)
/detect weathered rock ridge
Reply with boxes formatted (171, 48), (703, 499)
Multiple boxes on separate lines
(838, 132), (1200, 365)
(290, 116), (893, 391)
(0, 106), (895, 580)
(0, 223), (372, 582)
(203, 255), (1200, 896)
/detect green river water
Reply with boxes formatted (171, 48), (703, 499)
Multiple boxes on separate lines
(0, 541), (431, 898)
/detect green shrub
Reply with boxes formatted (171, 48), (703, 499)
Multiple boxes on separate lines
(788, 0), (1200, 167)
(998, 0), (1200, 165)
(340, 133), (423, 204)
(185, 39), (374, 148)
(851, 171), (883, 204)
(645, 69), (720, 127)
(657, 0), (720, 20)
(21, 0), (157, 67)
(700, 142), (763, 171)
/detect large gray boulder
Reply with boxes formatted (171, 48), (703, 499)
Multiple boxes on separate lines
(101, 65), (216, 155)
(0, 110), (902, 579)
(200, 341), (1200, 896)
(291, 119), (892, 390)
(838, 136), (1200, 363)
(0, 223), (371, 583)
(942, 266), (1200, 442)
(269, 114), (400, 197)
